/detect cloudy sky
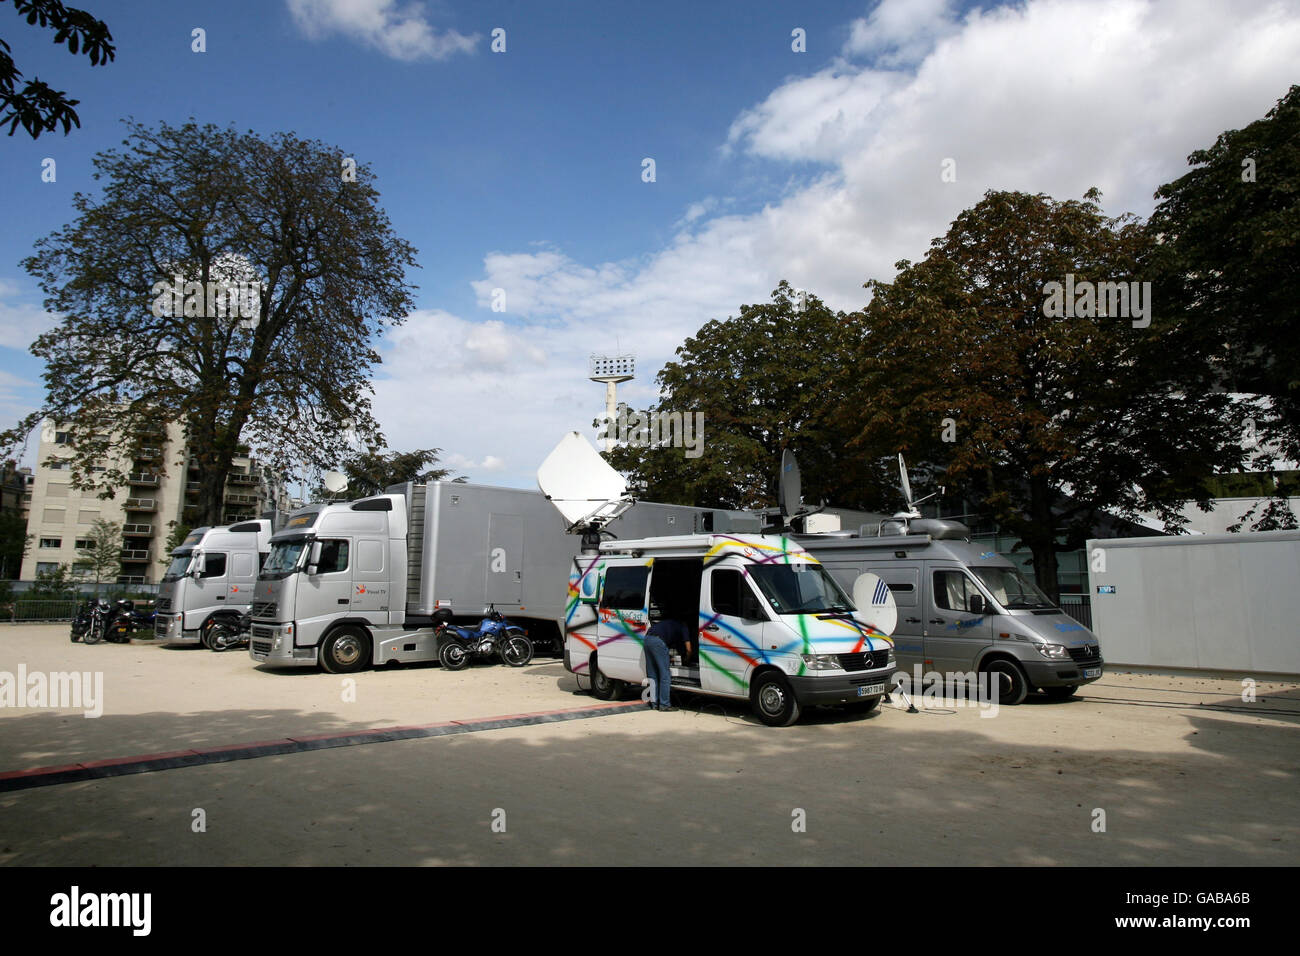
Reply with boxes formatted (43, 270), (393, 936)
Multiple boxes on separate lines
(1, 0), (1297, 492)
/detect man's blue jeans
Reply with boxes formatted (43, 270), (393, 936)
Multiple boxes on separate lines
(643, 634), (673, 708)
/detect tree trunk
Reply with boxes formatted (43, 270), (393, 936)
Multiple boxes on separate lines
(1027, 474), (1061, 602)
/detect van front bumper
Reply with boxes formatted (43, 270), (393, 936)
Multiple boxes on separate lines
(1022, 658), (1105, 688)
(789, 669), (894, 706)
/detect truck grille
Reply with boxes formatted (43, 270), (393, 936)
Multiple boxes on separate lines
(154, 618), (169, 637)
(157, 598), (171, 612)
(251, 638), (273, 657)
(252, 601), (277, 619)
(1068, 644), (1101, 663)
(836, 650), (892, 672)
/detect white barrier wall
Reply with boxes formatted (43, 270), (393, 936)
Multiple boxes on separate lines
(1087, 530), (1300, 675)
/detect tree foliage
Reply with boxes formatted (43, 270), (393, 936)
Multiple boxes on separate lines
(851, 189), (1245, 598)
(5, 119), (419, 525)
(605, 282), (895, 511)
(1148, 84), (1300, 510)
(340, 447), (462, 497)
(0, 0), (115, 138)
(73, 516), (118, 588)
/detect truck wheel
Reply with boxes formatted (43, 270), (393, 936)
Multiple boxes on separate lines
(1043, 685), (1078, 700)
(439, 639), (470, 671)
(320, 626), (370, 674)
(984, 660), (1028, 705)
(752, 672), (801, 726)
(589, 658), (623, 700)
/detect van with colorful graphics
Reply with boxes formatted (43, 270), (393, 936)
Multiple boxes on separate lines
(562, 533), (897, 726)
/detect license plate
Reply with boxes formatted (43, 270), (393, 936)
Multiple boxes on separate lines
(858, 682), (887, 697)
(1084, 667), (1101, 679)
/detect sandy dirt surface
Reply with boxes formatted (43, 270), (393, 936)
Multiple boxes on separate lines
(2, 623), (1297, 866)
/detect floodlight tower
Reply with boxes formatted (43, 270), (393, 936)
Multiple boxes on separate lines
(589, 353), (635, 451)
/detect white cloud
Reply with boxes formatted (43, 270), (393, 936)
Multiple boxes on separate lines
(286, 0), (478, 61)
(0, 278), (58, 350)
(373, 0), (1300, 490)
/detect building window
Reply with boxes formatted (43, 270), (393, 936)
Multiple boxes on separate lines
(39, 537), (62, 549)
(35, 562), (59, 574)
(75, 538), (93, 550)
(47, 460), (71, 471)
(54, 431), (71, 444)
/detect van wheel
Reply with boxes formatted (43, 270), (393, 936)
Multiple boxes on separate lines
(752, 672), (801, 726)
(1043, 685), (1078, 700)
(589, 659), (623, 700)
(321, 626), (370, 674)
(984, 660), (1028, 705)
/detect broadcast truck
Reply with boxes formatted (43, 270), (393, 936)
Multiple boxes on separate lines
(155, 520), (273, 646)
(246, 481), (705, 672)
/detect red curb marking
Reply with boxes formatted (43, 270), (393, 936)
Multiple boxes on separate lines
(0, 701), (642, 782)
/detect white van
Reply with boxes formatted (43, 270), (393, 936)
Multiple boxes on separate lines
(562, 533), (897, 726)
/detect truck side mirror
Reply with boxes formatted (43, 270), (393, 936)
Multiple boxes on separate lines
(969, 594), (986, 615)
(190, 553), (205, 578)
(307, 541), (322, 575)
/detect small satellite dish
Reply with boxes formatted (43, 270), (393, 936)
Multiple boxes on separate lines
(537, 432), (633, 531)
(323, 471), (349, 495)
(898, 453), (913, 513)
(780, 449), (802, 521)
(852, 572), (898, 637)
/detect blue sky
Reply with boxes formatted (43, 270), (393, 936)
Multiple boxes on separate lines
(2, 0), (1298, 491)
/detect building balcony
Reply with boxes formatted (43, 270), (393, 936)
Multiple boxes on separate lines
(122, 523), (153, 535)
(227, 473), (260, 486)
(224, 514), (253, 524)
(124, 498), (157, 512)
(120, 549), (151, 562)
(136, 446), (163, 461)
(117, 574), (146, 585)
(225, 492), (258, 506)
(128, 472), (160, 486)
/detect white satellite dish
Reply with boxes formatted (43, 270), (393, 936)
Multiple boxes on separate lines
(852, 572), (898, 636)
(537, 431), (634, 531)
(323, 471), (349, 495)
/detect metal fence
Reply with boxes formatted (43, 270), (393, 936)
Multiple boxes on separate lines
(1057, 593), (1092, 628)
(3, 599), (81, 622)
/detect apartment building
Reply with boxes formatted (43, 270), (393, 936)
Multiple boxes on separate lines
(20, 419), (288, 585)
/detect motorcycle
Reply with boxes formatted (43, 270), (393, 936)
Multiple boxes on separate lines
(69, 599), (95, 643)
(437, 605), (534, 670)
(208, 611), (251, 652)
(102, 599), (138, 643)
(82, 598), (112, 645)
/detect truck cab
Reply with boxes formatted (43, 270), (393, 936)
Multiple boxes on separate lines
(155, 520), (272, 644)
(248, 496), (403, 671)
(564, 533), (897, 726)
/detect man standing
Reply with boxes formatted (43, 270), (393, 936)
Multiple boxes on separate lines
(643, 622), (677, 712)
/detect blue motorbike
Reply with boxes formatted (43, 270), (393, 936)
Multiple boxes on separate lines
(436, 605), (533, 670)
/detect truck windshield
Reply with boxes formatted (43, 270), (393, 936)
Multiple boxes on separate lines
(262, 538), (310, 579)
(747, 564), (855, 615)
(162, 551), (194, 582)
(971, 567), (1055, 610)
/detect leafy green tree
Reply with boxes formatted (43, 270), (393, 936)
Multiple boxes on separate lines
(852, 190), (1246, 599)
(605, 282), (893, 512)
(0, 510), (29, 578)
(73, 517), (119, 591)
(29, 561), (75, 597)
(0, 0), (115, 138)
(158, 521), (190, 567)
(1147, 85), (1300, 529)
(4, 119), (418, 525)
(340, 447), (462, 497)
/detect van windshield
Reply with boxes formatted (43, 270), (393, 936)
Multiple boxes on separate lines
(162, 550), (194, 582)
(972, 567), (1055, 610)
(262, 538), (310, 579)
(747, 564), (854, 615)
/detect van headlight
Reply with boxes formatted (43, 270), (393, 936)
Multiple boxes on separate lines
(801, 654), (841, 670)
(1035, 643), (1070, 659)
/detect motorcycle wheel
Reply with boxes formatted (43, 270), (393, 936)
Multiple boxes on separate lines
(500, 633), (534, 667)
(83, 622), (104, 645)
(210, 624), (234, 652)
(439, 639), (470, 671)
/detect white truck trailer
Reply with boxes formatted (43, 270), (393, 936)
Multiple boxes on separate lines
(247, 481), (707, 672)
(1087, 529), (1300, 676)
